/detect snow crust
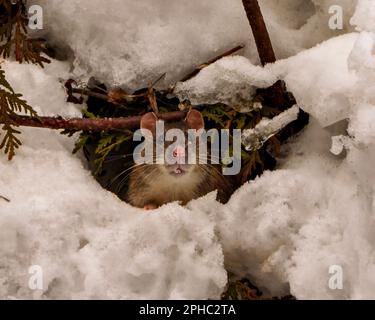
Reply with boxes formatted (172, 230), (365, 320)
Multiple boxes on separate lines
(32, 0), (356, 90)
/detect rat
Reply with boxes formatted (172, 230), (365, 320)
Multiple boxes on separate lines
(126, 109), (234, 209)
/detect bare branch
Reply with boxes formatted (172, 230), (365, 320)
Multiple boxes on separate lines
(178, 44), (245, 83)
(242, 0), (286, 109)
(0, 195), (10, 202)
(8, 111), (186, 132)
(242, 0), (276, 65)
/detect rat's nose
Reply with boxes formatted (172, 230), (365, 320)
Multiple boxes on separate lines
(173, 146), (185, 162)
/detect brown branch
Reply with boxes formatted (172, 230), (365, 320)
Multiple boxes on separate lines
(242, 0), (276, 65)
(71, 88), (110, 102)
(67, 79), (163, 106)
(178, 44), (245, 83)
(9, 111), (186, 132)
(0, 195), (10, 202)
(242, 0), (286, 109)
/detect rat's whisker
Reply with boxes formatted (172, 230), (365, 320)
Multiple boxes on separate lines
(104, 153), (137, 163)
(108, 164), (142, 187)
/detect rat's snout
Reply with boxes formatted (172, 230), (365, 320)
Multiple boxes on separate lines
(172, 146), (186, 164)
(165, 145), (191, 177)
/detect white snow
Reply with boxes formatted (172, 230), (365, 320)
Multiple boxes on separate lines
(1, 0), (375, 300)
(31, 0), (356, 90)
(241, 105), (300, 152)
(176, 33), (360, 127)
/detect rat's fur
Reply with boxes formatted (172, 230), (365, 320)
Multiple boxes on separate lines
(126, 111), (233, 208)
(127, 162), (232, 208)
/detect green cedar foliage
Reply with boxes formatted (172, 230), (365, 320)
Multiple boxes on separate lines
(0, 0), (49, 159)
(0, 0), (50, 66)
(0, 67), (38, 159)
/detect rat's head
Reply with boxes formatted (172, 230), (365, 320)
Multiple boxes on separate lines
(140, 109), (205, 178)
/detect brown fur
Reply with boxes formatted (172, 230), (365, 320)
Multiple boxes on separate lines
(127, 163), (232, 208)
(126, 111), (233, 208)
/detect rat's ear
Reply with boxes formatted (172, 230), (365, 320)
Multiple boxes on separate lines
(140, 112), (158, 134)
(186, 109), (204, 130)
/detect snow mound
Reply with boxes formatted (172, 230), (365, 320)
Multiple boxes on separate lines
(32, 0), (356, 90)
(0, 62), (226, 299)
(351, 0), (375, 32)
(174, 56), (276, 105)
(176, 33), (359, 127)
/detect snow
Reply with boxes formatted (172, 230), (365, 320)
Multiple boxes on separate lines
(31, 0), (356, 90)
(1, 0), (375, 300)
(176, 33), (360, 127)
(0, 64), (226, 300)
(351, 0), (375, 32)
(0, 63), (226, 300)
(174, 56), (276, 106)
(241, 105), (300, 152)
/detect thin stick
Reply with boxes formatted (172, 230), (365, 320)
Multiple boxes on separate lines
(241, 0), (286, 109)
(241, 0), (275, 65)
(68, 74), (165, 105)
(0, 195), (10, 202)
(71, 88), (109, 101)
(179, 44), (245, 83)
(9, 111), (186, 132)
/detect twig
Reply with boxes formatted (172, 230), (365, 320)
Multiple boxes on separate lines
(146, 73), (166, 115)
(65, 80), (147, 105)
(241, 0), (286, 108)
(71, 88), (110, 102)
(242, 0), (275, 65)
(147, 87), (159, 115)
(0, 195), (10, 202)
(178, 45), (245, 83)
(8, 112), (186, 132)
(66, 73), (166, 106)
